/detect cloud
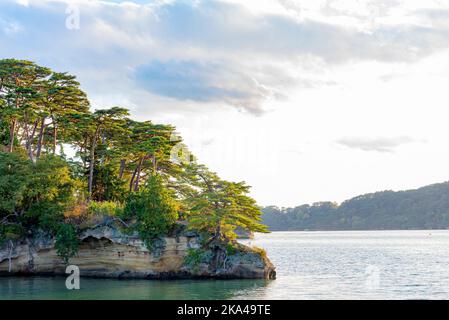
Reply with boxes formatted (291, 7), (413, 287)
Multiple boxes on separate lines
(335, 136), (418, 153)
(2, 0), (449, 114)
(201, 138), (215, 146)
(148, 1), (449, 64)
(133, 60), (275, 114)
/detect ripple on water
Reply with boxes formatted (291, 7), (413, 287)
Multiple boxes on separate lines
(2, 230), (449, 299)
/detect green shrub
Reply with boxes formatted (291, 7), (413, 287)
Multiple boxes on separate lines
(91, 164), (127, 202)
(184, 248), (203, 267)
(0, 152), (30, 214)
(251, 246), (267, 259)
(25, 201), (65, 233)
(0, 154), (76, 240)
(0, 224), (24, 247)
(88, 201), (123, 217)
(184, 248), (211, 271)
(55, 223), (79, 264)
(123, 175), (178, 251)
(225, 242), (238, 256)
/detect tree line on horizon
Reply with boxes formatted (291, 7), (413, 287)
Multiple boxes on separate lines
(0, 59), (267, 261)
(262, 182), (449, 231)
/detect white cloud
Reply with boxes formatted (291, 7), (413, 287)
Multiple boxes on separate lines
(16, 0), (29, 6)
(3, 0), (449, 114)
(335, 136), (418, 153)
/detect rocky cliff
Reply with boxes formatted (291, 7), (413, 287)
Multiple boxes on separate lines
(0, 225), (276, 280)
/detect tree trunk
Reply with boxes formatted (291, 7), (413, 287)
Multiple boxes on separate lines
(134, 157), (145, 191)
(129, 166), (138, 192)
(88, 128), (100, 201)
(7, 119), (16, 153)
(81, 136), (88, 169)
(53, 124), (57, 155)
(118, 159), (126, 179)
(36, 117), (46, 159)
(27, 142), (34, 162)
(18, 122), (26, 146)
(151, 155), (157, 175)
(215, 221), (222, 240)
(26, 120), (38, 162)
(88, 142), (95, 201)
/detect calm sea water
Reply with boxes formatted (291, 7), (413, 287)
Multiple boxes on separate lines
(2, 230), (449, 300)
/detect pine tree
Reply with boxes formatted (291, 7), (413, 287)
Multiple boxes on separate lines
(184, 163), (268, 240)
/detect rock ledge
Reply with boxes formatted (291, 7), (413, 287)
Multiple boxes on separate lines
(0, 226), (276, 280)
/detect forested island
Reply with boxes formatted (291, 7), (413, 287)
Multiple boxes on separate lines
(0, 59), (275, 279)
(262, 182), (449, 231)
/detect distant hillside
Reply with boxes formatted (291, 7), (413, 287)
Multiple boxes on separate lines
(262, 182), (449, 230)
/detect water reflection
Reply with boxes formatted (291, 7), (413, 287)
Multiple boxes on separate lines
(0, 276), (271, 300)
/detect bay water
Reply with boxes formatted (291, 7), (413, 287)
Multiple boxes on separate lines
(2, 230), (449, 299)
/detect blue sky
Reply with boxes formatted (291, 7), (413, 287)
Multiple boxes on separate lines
(3, 0), (449, 206)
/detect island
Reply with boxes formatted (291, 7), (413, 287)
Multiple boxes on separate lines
(0, 59), (276, 280)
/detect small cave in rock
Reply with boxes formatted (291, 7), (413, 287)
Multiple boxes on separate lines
(81, 236), (114, 249)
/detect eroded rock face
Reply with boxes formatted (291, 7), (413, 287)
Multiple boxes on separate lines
(0, 226), (276, 280)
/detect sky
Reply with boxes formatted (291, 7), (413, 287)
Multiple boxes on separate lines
(2, 0), (449, 207)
